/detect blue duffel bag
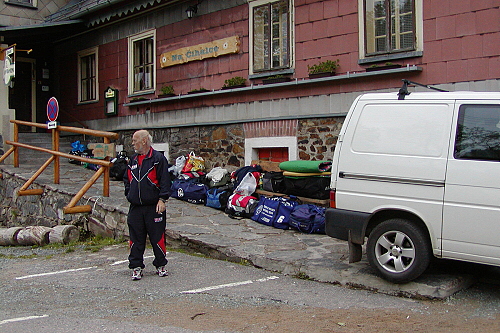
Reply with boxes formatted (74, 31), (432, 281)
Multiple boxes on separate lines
(289, 204), (326, 234)
(251, 196), (299, 229)
(171, 179), (208, 204)
(205, 188), (230, 210)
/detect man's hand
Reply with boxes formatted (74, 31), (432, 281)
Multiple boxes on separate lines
(156, 199), (166, 213)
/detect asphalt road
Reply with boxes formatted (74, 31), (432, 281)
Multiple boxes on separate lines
(0, 244), (499, 332)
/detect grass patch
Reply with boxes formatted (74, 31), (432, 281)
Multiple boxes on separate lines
(293, 271), (311, 280)
(83, 235), (126, 252)
(238, 259), (252, 266)
(166, 247), (207, 258)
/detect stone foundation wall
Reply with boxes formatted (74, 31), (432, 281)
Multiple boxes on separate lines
(115, 124), (246, 171)
(0, 172), (128, 240)
(114, 116), (344, 167)
(297, 118), (343, 161)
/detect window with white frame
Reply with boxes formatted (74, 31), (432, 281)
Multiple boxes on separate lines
(361, 0), (422, 59)
(249, 0), (292, 74)
(128, 30), (155, 95)
(78, 47), (98, 103)
(244, 137), (297, 166)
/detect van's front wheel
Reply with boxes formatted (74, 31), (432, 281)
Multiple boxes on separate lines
(367, 219), (431, 283)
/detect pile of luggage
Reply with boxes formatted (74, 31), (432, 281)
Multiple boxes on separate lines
(167, 152), (332, 234)
(261, 160), (332, 200)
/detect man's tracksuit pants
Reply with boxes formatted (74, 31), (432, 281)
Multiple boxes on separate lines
(127, 204), (168, 269)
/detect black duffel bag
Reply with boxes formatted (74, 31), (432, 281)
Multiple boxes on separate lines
(261, 171), (285, 193)
(283, 176), (330, 200)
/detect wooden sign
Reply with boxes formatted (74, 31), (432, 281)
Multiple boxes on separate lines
(88, 143), (115, 159)
(160, 36), (240, 68)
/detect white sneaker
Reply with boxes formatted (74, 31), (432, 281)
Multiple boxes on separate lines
(131, 267), (143, 280)
(156, 266), (168, 277)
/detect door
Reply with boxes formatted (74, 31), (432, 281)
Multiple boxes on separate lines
(9, 60), (35, 132)
(443, 103), (500, 265)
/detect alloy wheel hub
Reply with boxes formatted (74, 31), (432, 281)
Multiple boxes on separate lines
(390, 245), (402, 257)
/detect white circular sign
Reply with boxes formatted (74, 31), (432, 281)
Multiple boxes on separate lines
(3, 56), (15, 86)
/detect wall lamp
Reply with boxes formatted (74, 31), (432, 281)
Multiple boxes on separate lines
(186, 0), (203, 19)
(185, 5), (197, 19)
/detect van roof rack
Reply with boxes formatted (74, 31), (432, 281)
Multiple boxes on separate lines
(398, 79), (448, 100)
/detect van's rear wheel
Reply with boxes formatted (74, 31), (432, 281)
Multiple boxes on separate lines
(367, 219), (431, 283)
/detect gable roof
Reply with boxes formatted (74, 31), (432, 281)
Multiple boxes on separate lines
(46, 0), (182, 26)
(1, 0), (183, 47)
(0, 19), (85, 46)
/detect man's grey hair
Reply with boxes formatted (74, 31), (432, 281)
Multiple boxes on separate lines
(136, 130), (152, 145)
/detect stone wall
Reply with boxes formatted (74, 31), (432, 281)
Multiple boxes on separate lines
(0, 171), (128, 240)
(114, 116), (344, 166)
(297, 118), (344, 161)
(116, 124), (247, 170)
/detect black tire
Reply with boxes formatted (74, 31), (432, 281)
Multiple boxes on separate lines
(366, 218), (431, 283)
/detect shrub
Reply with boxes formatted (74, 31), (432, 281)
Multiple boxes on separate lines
(223, 76), (246, 88)
(160, 85), (174, 95)
(307, 59), (339, 74)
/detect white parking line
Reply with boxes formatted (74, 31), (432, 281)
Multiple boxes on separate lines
(0, 315), (49, 325)
(15, 266), (97, 280)
(180, 276), (280, 294)
(109, 255), (155, 266)
(15, 254), (164, 280)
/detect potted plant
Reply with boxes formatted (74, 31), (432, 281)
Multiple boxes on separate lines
(188, 88), (209, 94)
(158, 85), (175, 97)
(308, 59), (339, 78)
(262, 75), (292, 85)
(221, 76), (247, 89)
(365, 62), (402, 72)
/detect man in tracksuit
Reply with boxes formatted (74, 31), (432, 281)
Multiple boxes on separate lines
(124, 130), (172, 280)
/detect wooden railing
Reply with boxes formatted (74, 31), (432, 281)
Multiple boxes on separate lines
(0, 120), (119, 214)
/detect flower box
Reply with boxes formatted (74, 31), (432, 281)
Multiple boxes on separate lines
(157, 93), (176, 98)
(262, 77), (291, 85)
(365, 64), (402, 72)
(308, 72), (336, 79)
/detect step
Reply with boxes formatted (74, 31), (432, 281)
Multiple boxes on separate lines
(15, 133), (83, 164)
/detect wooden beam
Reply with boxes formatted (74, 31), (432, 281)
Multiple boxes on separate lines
(9, 120), (118, 140)
(5, 141), (112, 167)
(13, 123), (18, 167)
(19, 155), (55, 192)
(52, 128), (60, 184)
(63, 205), (92, 214)
(0, 146), (15, 164)
(255, 189), (329, 207)
(18, 189), (44, 196)
(65, 166), (105, 211)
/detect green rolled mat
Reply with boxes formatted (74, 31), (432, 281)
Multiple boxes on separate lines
(279, 160), (332, 173)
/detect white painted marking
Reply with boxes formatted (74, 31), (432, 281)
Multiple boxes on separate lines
(15, 266), (97, 280)
(109, 255), (161, 266)
(180, 276), (279, 294)
(0, 315), (49, 325)
(109, 259), (128, 266)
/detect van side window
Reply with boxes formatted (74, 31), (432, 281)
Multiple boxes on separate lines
(455, 105), (500, 161)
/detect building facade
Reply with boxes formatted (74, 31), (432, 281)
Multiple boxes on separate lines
(2, 0), (500, 168)
(0, 0), (72, 152)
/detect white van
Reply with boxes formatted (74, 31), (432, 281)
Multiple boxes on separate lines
(325, 89), (500, 283)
